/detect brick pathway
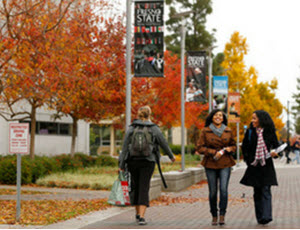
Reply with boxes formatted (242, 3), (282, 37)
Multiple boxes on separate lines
(82, 161), (300, 229)
(1, 159), (299, 229)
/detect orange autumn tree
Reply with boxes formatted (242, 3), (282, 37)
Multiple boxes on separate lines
(0, 0), (75, 158)
(131, 51), (208, 144)
(49, 1), (126, 156)
(221, 32), (284, 139)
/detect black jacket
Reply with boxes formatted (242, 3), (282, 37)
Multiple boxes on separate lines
(119, 119), (174, 169)
(240, 127), (279, 187)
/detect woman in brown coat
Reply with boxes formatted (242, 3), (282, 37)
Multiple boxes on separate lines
(196, 109), (236, 226)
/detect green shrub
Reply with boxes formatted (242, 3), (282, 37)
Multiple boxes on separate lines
(169, 144), (195, 155)
(26, 156), (58, 183)
(95, 155), (118, 167)
(53, 154), (83, 172)
(74, 153), (96, 167)
(0, 155), (32, 184)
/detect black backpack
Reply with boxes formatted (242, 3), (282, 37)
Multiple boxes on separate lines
(130, 125), (154, 158)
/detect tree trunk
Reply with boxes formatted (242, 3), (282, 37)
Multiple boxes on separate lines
(70, 116), (78, 157)
(30, 106), (36, 159)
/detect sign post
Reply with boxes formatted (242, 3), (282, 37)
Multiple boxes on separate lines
(227, 92), (241, 166)
(9, 123), (29, 222)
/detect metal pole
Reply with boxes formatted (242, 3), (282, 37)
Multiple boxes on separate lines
(181, 17), (186, 171)
(236, 122), (240, 167)
(208, 49), (212, 112)
(16, 154), (21, 222)
(125, 0), (132, 131)
(287, 100), (290, 150)
(236, 87), (240, 166)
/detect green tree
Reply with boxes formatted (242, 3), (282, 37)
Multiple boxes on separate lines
(212, 52), (225, 76)
(165, 0), (216, 56)
(292, 77), (300, 134)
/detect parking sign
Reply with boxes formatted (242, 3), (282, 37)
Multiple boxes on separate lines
(9, 123), (29, 154)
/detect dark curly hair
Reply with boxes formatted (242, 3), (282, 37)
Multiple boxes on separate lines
(249, 110), (276, 133)
(205, 109), (228, 127)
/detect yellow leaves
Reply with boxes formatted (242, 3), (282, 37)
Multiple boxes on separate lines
(0, 199), (111, 225)
(222, 31), (284, 135)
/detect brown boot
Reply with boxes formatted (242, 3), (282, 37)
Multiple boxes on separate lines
(212, 216), (218, 226)
(219, 215), (225, 225)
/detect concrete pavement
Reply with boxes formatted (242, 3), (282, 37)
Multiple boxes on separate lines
(79, 160), (300, 229)
(1, 158), (300, 229)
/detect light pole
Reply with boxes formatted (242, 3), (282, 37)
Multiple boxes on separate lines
(172, 10), (193, 171)
(207, 46), (217, 113)
(125, 0), (132, 131)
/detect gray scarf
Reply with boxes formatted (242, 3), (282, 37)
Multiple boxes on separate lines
(209, 123), (227, 137)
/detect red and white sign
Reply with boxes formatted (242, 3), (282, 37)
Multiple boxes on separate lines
(120, 180), (131, 205)
(9, 123), (29, 154)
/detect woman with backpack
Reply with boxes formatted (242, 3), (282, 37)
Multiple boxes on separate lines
(240, 110), (279, 225)
(119, 106), (175, 225)
(196, 109), (236, 226)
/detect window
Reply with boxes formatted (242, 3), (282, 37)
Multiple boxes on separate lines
(39, 122), (58, 134)
(20, 121), (72, 136)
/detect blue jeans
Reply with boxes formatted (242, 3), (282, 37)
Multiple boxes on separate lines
(205, 167), (231, 217)
(292, 150), (300, 164)
(254, 186), (272, 224)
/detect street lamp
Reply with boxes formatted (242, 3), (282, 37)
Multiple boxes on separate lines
(172, 10), (193, 171)
(125, 0), (132, 131)
(206, 46), (217, 113)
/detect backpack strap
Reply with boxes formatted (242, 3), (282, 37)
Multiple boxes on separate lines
(152, 133), (168, 189)
(156, 157), (168, 188)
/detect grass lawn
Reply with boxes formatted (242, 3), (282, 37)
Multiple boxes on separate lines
(36, 155), (201, 190)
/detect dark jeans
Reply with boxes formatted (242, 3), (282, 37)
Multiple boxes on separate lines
(127, 160), (155, 207)
(253, 186), (272, 224)
(205, 167), (231, 217)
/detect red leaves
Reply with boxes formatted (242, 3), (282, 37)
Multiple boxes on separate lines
(131, 51), (208, 129)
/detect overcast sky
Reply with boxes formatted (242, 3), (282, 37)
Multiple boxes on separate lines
(120, 0), (300, 123)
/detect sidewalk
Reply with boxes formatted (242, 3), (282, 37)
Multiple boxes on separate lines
(1, 159), (300, 229)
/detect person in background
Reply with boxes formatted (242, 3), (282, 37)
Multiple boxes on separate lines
(196, 109), (236, 226)
(292, 136), (300, 164)
(119, 106), (175, 225)
(240, 110), (279, 225)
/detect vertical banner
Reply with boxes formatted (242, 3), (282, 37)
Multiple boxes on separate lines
(134, 1), (164, 77)
(228, 92), (241, 123)
(213, 76), (228, 113)
(186, 51), (207, 102)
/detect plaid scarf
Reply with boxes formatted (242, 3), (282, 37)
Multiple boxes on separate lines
(251, 128), (271, 166)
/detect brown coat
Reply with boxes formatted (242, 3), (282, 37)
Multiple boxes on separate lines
(197, 126), (236, 169)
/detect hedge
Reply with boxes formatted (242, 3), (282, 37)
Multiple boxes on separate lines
(169, 144), (196, 155)
(0, 153), (117, 185)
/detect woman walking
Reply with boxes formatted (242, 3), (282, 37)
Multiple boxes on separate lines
(119, 106), (175, 225)
(196, 109), (236, 225)
(240, 110), (279, 225)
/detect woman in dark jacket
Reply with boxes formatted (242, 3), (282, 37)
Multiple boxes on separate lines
(240, 110), (279, 225)
(196, 109), (236, 226)
(119, 106), (175, 225)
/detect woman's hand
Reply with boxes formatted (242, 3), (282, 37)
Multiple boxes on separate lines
(270, 151), (278, 158)
(195, 151), (200, 155)
(224, 147), (233, 152)
(213, 151), (223, 161)
(171, 158), (176, 163)
(118, 168), (124, 172)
